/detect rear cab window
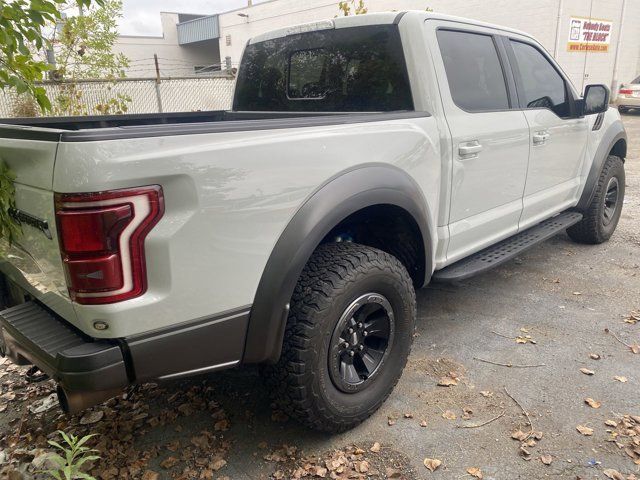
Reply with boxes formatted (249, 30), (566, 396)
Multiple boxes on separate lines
(233, 25), (414, 112)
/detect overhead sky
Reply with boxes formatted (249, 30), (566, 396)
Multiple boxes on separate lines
(120, 0), (266, 36)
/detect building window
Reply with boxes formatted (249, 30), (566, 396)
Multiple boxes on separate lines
(226, 35), (232, 46)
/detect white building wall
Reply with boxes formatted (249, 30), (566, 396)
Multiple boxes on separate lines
(115, 12), (221, 78)
(218, 0), (640, 93)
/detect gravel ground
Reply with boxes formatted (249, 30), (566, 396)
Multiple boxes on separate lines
(0, 113), (639, 480)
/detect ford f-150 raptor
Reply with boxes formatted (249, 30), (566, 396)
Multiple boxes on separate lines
(0, 11), (627, 432)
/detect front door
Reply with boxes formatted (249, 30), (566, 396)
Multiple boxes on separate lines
(429, 24), (530, 264)
(505, 38), (590, 229)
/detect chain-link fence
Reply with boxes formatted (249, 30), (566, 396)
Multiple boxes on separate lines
(0, 76), (236, 118)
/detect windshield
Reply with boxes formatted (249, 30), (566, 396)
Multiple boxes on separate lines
(233, 25), (414, 112)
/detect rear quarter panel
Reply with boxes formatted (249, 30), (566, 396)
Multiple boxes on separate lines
(55, 117), (441, 338)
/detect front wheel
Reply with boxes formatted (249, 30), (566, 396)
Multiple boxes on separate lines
(568, 155), (625, 244)
(267, 242), (416, 433)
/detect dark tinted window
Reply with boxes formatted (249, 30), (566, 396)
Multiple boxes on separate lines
(510, 40), (570, 117)
(632, 76), (640, 84)
(233, 25), (413, 112)
(437, 29), (509, 112)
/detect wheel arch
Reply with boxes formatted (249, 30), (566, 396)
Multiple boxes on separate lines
(243, 164), (433, 364)
(577, 122), (627, 211)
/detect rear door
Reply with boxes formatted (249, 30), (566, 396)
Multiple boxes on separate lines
(0, 126), (75, 320)
(503, 38), (589, 229)
(426, 22), (530, 264)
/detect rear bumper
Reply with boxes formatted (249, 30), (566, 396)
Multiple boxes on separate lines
(0, 300), (250, 409)
(615, 96), (640, 108)
(0, 302), (129, 393)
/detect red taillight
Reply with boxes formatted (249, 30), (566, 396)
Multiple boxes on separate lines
(55, 186), (164, 305)
(619, 89), (633, 95)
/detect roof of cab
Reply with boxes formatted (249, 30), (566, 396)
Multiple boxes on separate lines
(248, 10), (533, 45)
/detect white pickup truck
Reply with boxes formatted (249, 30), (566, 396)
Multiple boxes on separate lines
(0, 11), (627, 432)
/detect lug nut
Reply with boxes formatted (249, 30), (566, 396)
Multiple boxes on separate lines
(357, 322), (363, 328)
(359, 345), (364, 351)
(343, 342), (350, 348)
(348, 328), (354, 334)
(363, 331), (368, 337)
(349, 351), (355, 357)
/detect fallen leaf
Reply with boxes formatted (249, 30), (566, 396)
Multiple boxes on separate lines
(511, 430), (528, 441)
(573, 291), (582, 296)
(141, 471), (159, 480)
(630, 344), (640, 355)
(420, 421), (428, 427)
(160, 456), (179, 469)
(519, 446), (532, 460)
(385, 467), (402, 478)
(467, 467), (482, 478)
(580, 368), (595, 376)
(624, 311), (639, 324)
(462, 407), (473, 420)
(604, 469), (625, 480)
(214, 418), (230, 431)
(605, 420), (618, 427)
(423, 458), (442, 472)
(480, 391), (493, 397)
(442, 410), (456, 420)
(539, 454), (553, 465)
(437, 377), (458, 387)
(211, 459), (226, 471)
(614, 376), (628, 383)
(589, 353), (601, 360)
(387, 416), (396, 426)
(576, 425), (594, 436)
(585, 397), (601, 409)
(370, 442), (381, 453)
(404, 412), (414, 418)
(80, 410), (104, 425)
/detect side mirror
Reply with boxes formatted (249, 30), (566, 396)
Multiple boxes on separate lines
(581, 84), (610, 115)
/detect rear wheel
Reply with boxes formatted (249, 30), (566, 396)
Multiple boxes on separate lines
(267, 242), (416, 432)
(568, 155), (625, 244)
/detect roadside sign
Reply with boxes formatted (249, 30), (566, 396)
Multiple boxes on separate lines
(567, 16), (613, 53)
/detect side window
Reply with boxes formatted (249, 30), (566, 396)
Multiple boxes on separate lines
(437, 29), (510, 112)
(509, 40), (570, 117)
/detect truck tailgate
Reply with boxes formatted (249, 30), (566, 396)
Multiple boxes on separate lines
(0, 126), (75, 321)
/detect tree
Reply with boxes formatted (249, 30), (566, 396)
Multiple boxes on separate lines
(49, 0), (130, 115)
(338, 0), (368, 16)
(0, 0), (101, 110)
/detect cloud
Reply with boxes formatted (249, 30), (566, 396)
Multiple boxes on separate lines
(120, 0), (263, 35)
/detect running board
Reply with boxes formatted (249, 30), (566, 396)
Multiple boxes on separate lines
(433, 211), (583, 282)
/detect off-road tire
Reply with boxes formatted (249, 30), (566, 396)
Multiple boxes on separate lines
(267, 242), (416, 433)
(568, 155), (625, 244)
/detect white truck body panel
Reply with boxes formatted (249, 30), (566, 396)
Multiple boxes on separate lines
(0, 10), (626, 366)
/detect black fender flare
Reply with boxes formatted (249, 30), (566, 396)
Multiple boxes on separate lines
(242, 164), (434, 364)
(576, 121), (627, 211)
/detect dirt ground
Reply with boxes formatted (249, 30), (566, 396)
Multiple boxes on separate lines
(1, 113), (639, 480)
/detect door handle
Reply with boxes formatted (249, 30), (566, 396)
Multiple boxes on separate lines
(532, 131), (550, 145)
(458, 141), (483, 159)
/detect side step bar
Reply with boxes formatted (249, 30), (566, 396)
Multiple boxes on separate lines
(433, 211), (583, 282)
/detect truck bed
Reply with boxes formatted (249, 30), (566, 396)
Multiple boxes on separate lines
(0, 110), (425, 141)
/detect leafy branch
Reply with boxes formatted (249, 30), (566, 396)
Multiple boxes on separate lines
(0, 0), (104, 111)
